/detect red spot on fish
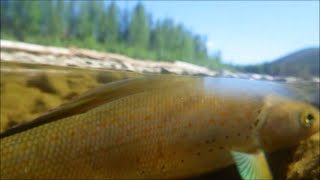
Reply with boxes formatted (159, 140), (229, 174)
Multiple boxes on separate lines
(188, 123), (192, 128)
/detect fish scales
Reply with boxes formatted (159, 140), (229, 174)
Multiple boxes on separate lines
(1, 76), (319, 179)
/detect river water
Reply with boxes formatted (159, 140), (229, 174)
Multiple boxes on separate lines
(1, 61), (319, 131)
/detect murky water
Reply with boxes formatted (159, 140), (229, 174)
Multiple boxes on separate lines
(0, 61), (143, 132)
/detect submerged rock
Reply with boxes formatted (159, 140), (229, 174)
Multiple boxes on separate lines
(287, 132), (320, 180)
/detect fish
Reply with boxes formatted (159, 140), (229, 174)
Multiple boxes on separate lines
(0, 75), (319, 179)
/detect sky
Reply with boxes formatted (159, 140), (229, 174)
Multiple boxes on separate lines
(116, 1), (319, 65)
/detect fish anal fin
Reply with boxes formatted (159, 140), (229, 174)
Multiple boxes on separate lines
(230, 150), (272, 180)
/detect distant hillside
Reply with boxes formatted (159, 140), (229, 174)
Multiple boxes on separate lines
(239, 48), (320, 78)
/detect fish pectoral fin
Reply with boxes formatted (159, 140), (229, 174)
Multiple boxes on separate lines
(230, 150), (272, 180)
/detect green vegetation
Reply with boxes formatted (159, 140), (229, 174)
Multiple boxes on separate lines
(0, 0), (231, 70)
(237, 48), (319, 79)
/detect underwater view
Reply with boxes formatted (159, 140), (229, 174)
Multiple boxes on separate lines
(1, 1), (319, 180)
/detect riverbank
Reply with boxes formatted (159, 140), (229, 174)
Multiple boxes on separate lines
(1, 40), (319, 84)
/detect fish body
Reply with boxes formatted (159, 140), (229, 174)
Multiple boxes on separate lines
(0, 76), (319, 179)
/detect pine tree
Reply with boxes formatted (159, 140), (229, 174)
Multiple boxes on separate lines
(193, 35), (208, 59)
(96, 3), (108, 43)
(120, 7), (130, 43)
(78, 1), (93, 40)
(105, 2), (119, 43)
(128, 3), (150, 48)
(0, 1), (215, 67)
(0, 0), (11, 33)
(65, 0), (79, 38)
(10, 0), (27, 40)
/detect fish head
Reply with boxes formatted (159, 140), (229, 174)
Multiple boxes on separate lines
(259, 95), (319, 152)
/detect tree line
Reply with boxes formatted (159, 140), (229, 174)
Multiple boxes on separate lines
(1, 0), (226, 69)
(239, 59), (319, 78)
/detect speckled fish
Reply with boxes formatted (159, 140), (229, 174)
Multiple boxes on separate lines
(1, 76), (319, 180)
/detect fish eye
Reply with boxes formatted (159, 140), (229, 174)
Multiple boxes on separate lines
(300, 112), (314, 128)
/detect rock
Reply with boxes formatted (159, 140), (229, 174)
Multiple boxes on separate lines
(285, 77), (298, 83)
(0, 82), (60, 131)
(121, 62), (136, 72)
(160, 67), (185, 75)
(0, 51), (14, 61)
(100, 61), (119, 69)
(251, 73), (263, 80)
(219, 70), (239, 78)
(27, 74), (71, 97)
(311, 77), (320, 83)
(65, 59), (79, 67)
(273, 76), (287, 82)
(233, 72), (250, 79)
(111, 62), (125, 70)
(287, 132), (320, 180)
(0, 40), (317, 84)
(174, 61), (217, 76)
(263, 75), (275, 81)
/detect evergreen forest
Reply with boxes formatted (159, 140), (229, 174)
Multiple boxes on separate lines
(1, 0), (227, 70)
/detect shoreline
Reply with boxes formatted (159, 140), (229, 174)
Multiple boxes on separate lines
(1, 40), (319, 84)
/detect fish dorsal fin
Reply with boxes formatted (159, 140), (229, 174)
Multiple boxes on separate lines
(230, 150), (272, 180)
(0, 75), (198, 138)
